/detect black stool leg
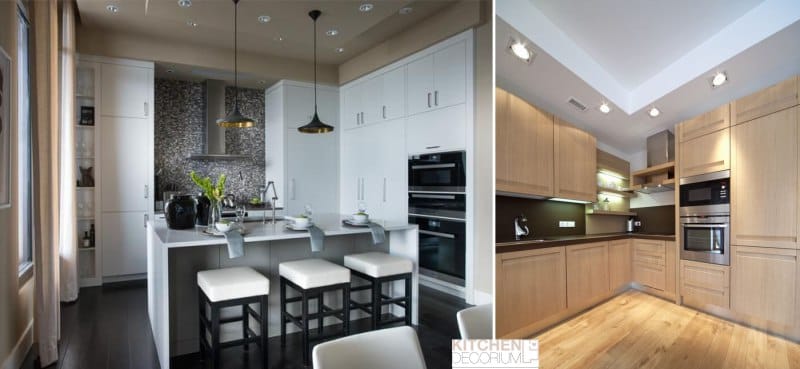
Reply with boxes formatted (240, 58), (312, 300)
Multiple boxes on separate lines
(405, 275), (413, 326)
(243, 304), (250, 351)
(317, 292), (324, 335)
(260, 294), (269, 369)
(343, 283), (351, 336)
(280, 278), (287, 348)
(210, 303), (221, 369)
(371, 278), (381, 330)
(198, 288), (206, 359)
(302, 291), (310, 365)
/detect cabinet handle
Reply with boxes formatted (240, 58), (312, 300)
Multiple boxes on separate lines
(144, 185), (149, 199)
(382, 106), (386, 119)
(434, 91), (439, 106)
(425, 145), (441, 150)
(356, 112), (360, 125)
(144, 102), (148, 117)
(144, 213), (148, 228)
(361, 112), (365, 124)
(427, 93), (431, 108)
(383, 177), (387, 202)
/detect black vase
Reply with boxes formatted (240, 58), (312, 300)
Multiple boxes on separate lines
(165, 195), (197, 230)
(195, 193), (211, 226)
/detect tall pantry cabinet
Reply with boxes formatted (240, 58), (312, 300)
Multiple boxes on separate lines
(91, 56), (155, 279)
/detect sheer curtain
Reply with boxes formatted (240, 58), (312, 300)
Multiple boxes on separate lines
(59, 0), (78, 303)
(31, 0), (61, 366)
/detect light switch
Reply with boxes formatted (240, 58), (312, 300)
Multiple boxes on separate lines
(559, 221), (576, 228)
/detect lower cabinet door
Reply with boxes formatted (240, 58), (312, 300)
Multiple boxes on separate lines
(608, 239), (632, 291)
(496, 247), (567, 337)
(731, 245), (797, 328)
(566, 242), (610, 309)
(633, 261), (666, 291)
(680, 260), (730, 310)
(102, 212), (147, 277)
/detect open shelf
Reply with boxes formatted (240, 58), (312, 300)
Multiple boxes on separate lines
(631, 161), (675, 178)
(586, 210), (637, 216)
(597, 186), (632, 198)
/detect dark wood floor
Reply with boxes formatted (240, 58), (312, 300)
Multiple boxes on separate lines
(24, 281), (468, 369)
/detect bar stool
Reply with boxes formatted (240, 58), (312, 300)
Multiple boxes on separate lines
(344, 252), (413, 329)
(279, 258), (351, 365)
(197, 267), (270, 369)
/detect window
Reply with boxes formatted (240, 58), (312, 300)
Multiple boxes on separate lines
(18, 6), (32, 276)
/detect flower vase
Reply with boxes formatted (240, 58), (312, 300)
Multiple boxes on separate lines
(209, 199), (222, 227)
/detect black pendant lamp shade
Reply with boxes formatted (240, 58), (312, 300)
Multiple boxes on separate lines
(217, 0), (255, 128)
(298, 10), (334, 134)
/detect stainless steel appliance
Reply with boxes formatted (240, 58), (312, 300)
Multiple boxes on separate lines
(408, 151), (466, 192)
(408, 192), (465, 220)
(679, 170), (731, 265)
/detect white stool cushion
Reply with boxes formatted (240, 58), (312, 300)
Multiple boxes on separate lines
(313, 326), (426, 369)
(197, 267), (270, 302)
(344, 252), (413, 278)
(279, 259), (350, 289)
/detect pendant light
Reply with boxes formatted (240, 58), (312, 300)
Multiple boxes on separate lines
(298, 10), (334, 134)
(217, 0), (255, 128)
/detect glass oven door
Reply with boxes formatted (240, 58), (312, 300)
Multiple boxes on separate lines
(680, 217), (730, 265)
(410, 215), (466, 286)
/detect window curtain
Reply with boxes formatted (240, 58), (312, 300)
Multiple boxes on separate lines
(59, 0), (78, 303)
(31, 0), (61, 366)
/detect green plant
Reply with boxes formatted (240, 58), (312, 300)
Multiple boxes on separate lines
(189, 171), (226, 202)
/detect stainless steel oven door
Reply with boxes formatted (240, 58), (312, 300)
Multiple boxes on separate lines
(680, 216), (730, 265)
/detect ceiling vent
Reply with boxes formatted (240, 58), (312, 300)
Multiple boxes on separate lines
(566, 97), (588, 112)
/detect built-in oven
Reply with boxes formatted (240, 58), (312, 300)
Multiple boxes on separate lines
(408, 193), (466, 220)
(408, 214), (466, 286)
(679, 170), (731, 265)
(408, 151), (466, 192)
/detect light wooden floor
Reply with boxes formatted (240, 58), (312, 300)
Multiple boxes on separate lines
(535, 290), (800, 369)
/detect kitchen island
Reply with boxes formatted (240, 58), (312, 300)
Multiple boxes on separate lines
(146, 214), (418, 369)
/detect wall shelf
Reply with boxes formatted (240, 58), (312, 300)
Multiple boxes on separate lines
(597, 186), (632, 198)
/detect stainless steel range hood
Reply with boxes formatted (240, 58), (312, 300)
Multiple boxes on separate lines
(189, 80), (249, 160)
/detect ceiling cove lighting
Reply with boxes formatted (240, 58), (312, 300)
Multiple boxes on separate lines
(711, 71), (728, 87)
(106, 4), (119, 13)
(258, 15), (271, 24)
(599, 102), (611, 114)
(648, 107), (661, 118)
(217, 0), (255, 128)
(178, 0), (192, 8)
(359, 3), (374, 12)
(297, 10), (334, 134)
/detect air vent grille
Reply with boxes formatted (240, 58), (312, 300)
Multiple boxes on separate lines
(567, 97), (587, 112)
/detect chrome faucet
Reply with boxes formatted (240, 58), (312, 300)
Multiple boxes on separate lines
(514, 214), (530, 241)
(263, 181), (279, 224)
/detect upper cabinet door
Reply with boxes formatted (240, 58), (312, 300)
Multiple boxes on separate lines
(100, 63), (151, 119)
(732, 76), (799, 125)
(285, 85), (314, 128)
(731, 107), (798, 249)
(679, 128), (730, 178)
(100, 116), (150, 212)
(362, 76), (384, 125)
(406, 54), (434, 116)
(286, 129), (339, 215)
(554, 118), (596, 202)
(432, 41), (466, 110)
(679, 104), (730, 142)
(381, 66), (406, 121)
(342, 82), (364, 130)
(496, 90), (554, 197)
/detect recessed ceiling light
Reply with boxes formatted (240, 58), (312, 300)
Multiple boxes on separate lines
(273, 35), (284, 42)
(507, 38), (534, 64)
(326, 29), (339, 36)
(166, 69), (175, 74)
(258, 15), (271, 24)
(599, 102), (611, 114)
(258, 80), (267, 85)
(399, 7), (413, 15)
(648, 107), (661, 118)
(106, 4), (119, 13)
(186, 20), (198, 27)
(335, 47), (345, 53)
(711, 71), (727, 87)
(177, 0), (191, 8)
(359, 3), (374, 12)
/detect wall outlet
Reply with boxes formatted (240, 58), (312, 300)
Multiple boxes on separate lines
(559, 221), (576, 228)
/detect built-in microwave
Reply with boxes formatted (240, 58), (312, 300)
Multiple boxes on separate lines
(408, 151), (466, 193)
(679, 170), (729, 216)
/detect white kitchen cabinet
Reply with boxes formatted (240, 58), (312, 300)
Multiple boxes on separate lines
(406, 40), (466, 116)
(265, 80), (340, 216)
(340, 119), (407, 222)
(100, 116), (151, 212)
(102, 212), (148, 277)
(406, 104), (467, 154)
(343, 66), (407, 129)
(100, 62), (152, 119)
(342, 81), (365, 130)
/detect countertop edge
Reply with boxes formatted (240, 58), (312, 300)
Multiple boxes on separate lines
(496, 233), (676, 254)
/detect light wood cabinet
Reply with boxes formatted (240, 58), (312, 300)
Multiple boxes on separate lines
(496, 247), (567, 337)
(608, 239), (632, 291)
(731, 107), (798, 249)
(680, 260), (730, 310)
(732, 76), (799, 125)
(678, 104), (730, 142)
(665, 241), (677, 296)
(633, 239), (666, 291)
(679, 128), (729, 178)
(554, 118), (597, 202)
(731, 246), (797, 328)
(495, 88), (555, 197)
(566, 242), (610, 309)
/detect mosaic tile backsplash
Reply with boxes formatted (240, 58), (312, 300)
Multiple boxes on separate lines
(154, 79), (266, 203)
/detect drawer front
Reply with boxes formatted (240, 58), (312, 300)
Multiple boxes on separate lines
(634, 261), (666, 291)
(680, 260), (730, 309)
(634, 240), (666, 266)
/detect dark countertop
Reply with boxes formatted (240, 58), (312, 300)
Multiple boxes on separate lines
(496, 233), (676, 254)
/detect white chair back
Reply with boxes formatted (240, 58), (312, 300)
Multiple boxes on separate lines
(457, 304), (493, 339)
(312, 326), (427, 369)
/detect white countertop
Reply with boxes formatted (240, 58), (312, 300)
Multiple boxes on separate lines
(150, 213), (416, 248)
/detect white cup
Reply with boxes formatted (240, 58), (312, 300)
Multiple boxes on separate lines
(293, 217), (310, 228)
(352, 213), (369, 224)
